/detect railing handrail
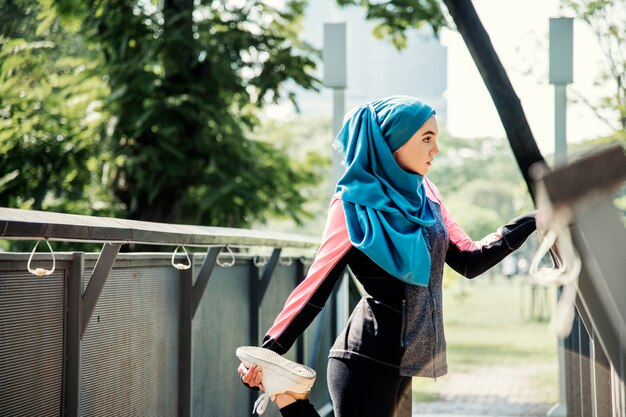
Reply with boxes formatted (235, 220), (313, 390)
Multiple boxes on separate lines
(0, 207), (320, 249)
(530, 144), (626, 207)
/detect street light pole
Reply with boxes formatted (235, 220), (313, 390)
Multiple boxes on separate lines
(324, 22), (347, 186)
(548, 16), (573, 417)
(549, 17), (573, 167)
(323, 22), (349, 357)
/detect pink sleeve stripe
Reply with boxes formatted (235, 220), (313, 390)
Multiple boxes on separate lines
(424, 177), (479, 252)
(266, 197), (352, 340)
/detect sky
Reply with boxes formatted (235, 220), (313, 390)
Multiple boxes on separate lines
(436, 0), (614, 155)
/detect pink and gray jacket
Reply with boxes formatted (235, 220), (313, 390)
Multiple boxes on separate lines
(262, 178), (536, 377)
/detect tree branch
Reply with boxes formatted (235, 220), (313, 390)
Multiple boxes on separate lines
(569, 87), (619, 132)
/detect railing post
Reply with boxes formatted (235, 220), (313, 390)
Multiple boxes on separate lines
(591, 328), (612, 417)
(248, 260), (260, 413)
(246, 248), (283, 412)
(565, 313), (581, 417)
(63, 252), (83, 417)
(579, 316), (592, 417)
(295, 258), (305, 365)
(249, 260), (260, 346)
(179, 258), (194, 417)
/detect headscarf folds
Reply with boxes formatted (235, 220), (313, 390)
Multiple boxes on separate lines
(334, 96), (436, 286)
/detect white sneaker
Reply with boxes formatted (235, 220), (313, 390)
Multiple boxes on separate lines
(236, 346), (316, 415)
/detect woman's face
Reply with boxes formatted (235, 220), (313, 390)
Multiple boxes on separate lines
(393, 116), (440, 175)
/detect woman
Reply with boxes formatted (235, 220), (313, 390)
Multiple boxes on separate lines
(238, 96), (537, 417)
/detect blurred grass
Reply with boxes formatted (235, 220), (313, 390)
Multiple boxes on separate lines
(412, 273), (559, 403)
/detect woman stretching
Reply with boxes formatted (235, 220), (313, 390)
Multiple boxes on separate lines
(237, 96), (537, 417)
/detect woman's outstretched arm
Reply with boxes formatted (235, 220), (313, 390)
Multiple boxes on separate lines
(444, 212), (536, 278)
(424, 177), (536, 279)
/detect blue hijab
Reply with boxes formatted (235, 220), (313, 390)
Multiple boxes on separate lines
(334, 96), (436, 286)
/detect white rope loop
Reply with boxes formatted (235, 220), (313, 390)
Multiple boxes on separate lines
(253, 255), (268, 268)
(529, 230), (563, 284)
(278, 257), (293, 266)
(253, 393), (270, 415)
(171, 245), (192, 270)
(216, 245), (235, 268)
(27, 239), (56, 277)
(529, 204), (581, 338)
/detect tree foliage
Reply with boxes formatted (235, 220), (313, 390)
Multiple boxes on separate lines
(68, 0), (321, 227)
(1, 0), (325, 231)
(336, 0), (448, 48)
(0, 0), (116, 216)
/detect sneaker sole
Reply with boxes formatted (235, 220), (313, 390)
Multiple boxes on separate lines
(236, 346), (316, 384)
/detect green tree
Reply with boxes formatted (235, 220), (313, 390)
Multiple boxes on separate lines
(0, 0), (117, 216)
(59, 0), (322, 227)
(336, 0), (447, 49)
(252, 115), (333, 236)
(1, 0), (325, 229)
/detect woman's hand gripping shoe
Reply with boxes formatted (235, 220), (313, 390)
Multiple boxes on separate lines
(236, 346), (316, 414)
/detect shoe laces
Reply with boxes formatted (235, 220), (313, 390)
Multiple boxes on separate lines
(253, 393), (270, 415)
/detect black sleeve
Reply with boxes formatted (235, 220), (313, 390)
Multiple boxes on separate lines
(260, 252), (350, 355)
(445, 212), (537, 279)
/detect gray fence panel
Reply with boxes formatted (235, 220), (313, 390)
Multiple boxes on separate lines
(81, 260), (179, 417)
(192, 260), (252, 417)
(0, 252), (320, 417)
(189, 258), (339, 417)
(0, 259), (65, 417)
(259, 261), (301, 354)
(302, 291), (336, 415)
(257, 262), (303, 417)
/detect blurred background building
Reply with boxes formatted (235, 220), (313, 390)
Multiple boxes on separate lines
(281, 1), (448, 125)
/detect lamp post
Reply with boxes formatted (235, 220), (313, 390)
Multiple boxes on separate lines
(549, 17), (573, 167)
(323, 22), (349, 348)
(324, 22), (347, 186)
(548, 17), (573, 417)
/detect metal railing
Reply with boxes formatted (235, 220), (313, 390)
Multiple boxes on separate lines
(0, 210), (348, 417)
(532, 144), (626, 417)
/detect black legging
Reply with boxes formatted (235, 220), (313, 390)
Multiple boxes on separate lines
(280, 358), (411, 417)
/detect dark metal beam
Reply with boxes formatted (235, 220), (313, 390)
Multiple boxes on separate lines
(191, 246), (222, 318)
(63, 253), (83, 417)
(256, 248), (282, 305)
(178, 263), (194, 417)
(249, 261), (260, 345)
(248, 262), (260, 413)
(81, 243), (121, 338)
